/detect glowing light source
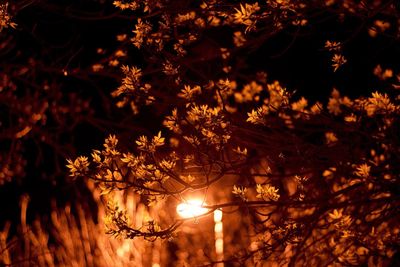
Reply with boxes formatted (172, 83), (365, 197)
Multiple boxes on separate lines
(214, 221), (223, 233)
(214, 209), (224, 266)
(176, 199), (209, 218)
(214, 209), (223, 222)
(177, 200), (224, 266)
(215, 238), (224, 254)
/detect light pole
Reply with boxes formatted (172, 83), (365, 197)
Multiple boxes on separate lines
(176, 199), (224, 266)
(213, 209), (224, 267)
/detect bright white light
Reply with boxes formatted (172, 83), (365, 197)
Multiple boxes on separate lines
(214, 209), (223, 222)
(215, 221), (223, 233)
(176, 199), (209, 218)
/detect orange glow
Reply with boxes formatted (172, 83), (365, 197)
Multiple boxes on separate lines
(214, 209), (223, 222)
(215, 238), (223, 254)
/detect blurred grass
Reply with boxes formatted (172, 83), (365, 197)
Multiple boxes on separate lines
(0, 181), (160, 266)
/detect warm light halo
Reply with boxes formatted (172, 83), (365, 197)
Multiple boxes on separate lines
(176, 198), (210, 218)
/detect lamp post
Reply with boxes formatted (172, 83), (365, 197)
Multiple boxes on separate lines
(213, 209), (224, 267)
(176, 199), (224, 266)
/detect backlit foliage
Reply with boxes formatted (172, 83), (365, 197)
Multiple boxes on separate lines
(69, 83), (400, 264)
(65, 0), (400, 265)
(0, 3), (16, 32)
(1, 0), (399, 266)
